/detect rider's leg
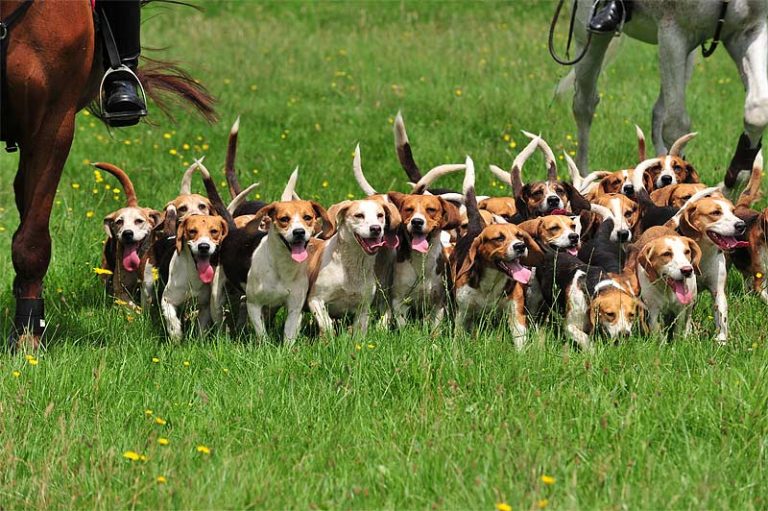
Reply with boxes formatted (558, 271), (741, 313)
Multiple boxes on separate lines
(589, 0), (633, 34)
(100, 0), (146, 124)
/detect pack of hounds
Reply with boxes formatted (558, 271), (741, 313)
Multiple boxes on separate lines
(95, 113), (768, 350)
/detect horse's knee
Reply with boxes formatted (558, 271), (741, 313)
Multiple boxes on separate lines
(11, 229), (52, 282)
(573, 89), (599, 119)
(745, 94), (768, 139)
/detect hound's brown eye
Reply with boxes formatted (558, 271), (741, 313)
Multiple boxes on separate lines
(210, 229), (219, 235)
(495, 235), (505, 242)
(605, 312), (616, 320)
(674, 165), (683, 173)
(426, 207), (437, 214)
(548, 227), (560, 234)
(711, 210), (722, 217)
(627, 313), (636, 321)
(661, 251), (672, 257)
(377, 213), (384, 219)
(624, 211), (633, 218)
(303, 215), (313, 221)
(189, 229), (198, 236)
(533, 190), (544, 197)
(198, 204), (206, 210)
(404, 207), (414, 214)
(179, 206), (188, 213)
(279, 216), (290, 223)
(355, 213), (365, 219)
(684, 249), (691, 255)
(116, 219), (124, 225)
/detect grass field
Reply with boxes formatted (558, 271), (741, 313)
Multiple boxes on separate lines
(1, 1), (768, 508)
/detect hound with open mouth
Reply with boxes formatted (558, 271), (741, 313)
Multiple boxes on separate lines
(94, 162), (162, 308)
(307, 198), (401, 336)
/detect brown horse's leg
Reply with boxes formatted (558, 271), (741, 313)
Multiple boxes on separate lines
(10, 111), (76, 348)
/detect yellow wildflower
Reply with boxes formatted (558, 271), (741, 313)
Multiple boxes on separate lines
(155, 417), (167, 426)
(27, 358), (39, 366)
(82, 159), (91, 165)
(145, 409), (153, 416)
(182, 143), (190, 150)
(152, 357), (160, 363)
(454, 88), (463, 96)
(12, 370), (21, 378)
(196, 445), (211, 454)
(322, 180), (329, 188)
(71, 183), (81, 190)
(496, 503), (512, 511)
(113, 188), (120, 194)
(83, 110), (90, 116)
(757, 272), (764, 279)
(158, 437), (170, 446)
(156, 475), (168, 484)
(537, 499), (549, 509)
(86, 211), (95, 218)
(502, 134), (511, 142)
(183, 361), (190, 367)
(169, 148), (178, 156)
(163, 132), (172, 139)
(152, 267), (159, 282)
(123, 450), (141, 461)
(367, 343), (375, 349)
(202, 143), (209, 151)
(355, 344), (362, 351)
(541, 475), (556, 485)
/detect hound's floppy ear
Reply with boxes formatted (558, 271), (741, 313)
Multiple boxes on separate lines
(597, 176), (613, 196)
(245, 203), (277, 236)
(677, 204), (700, 238)
(162, 205), (178, 237)
(332, 200), (354, 228)
(456, 236), (482, 283)
(175, 218), (187, 254)
(651, 185), (675, 207)
(643, 162), (662, 188)
(310, 201), (334, 239)
(519, 229), (544, 266)
(382, 201), (402, 231)
(683, 236), (703, 275)
(683, 163), (700, 184)
(638, 243), (658, 282)
(587, 301), (598, 336)
(577, 209), (601, 240)
(145, 209), (163, 228)
(387, 192), (406, 209)
(438, 197), (461, 230)
(103, 212), (118, 238)
(218, 216), (229, 240)
(516, 218), (541, 240)
(562, 182), (591, 214)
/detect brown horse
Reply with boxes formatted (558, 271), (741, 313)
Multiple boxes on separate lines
(1, 0), (215, 348)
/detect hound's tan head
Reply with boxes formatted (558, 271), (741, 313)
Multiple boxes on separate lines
(103, 207), (162, 272)
(650, 183), (709, 209)
(458, 209), (494, 239)
(595, 169), (636, 198)
(518, 215), (580, 255)
(478, 197), (517, 223)
(594, 193), (639, 242)
(457, 224), (535, 286)
(250, 200), (332, 262)
(677, 196), (748, 250)
(589, 284), (644, 339)
(175, 215), (229, 283)
(334, 199), (401, 255)
(638, 234), (701, 305)
(643, 155), (700, 190)
(388, 192), (460, 253)
(166, 194), (212, 220)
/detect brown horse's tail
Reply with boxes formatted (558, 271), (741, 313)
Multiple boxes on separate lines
(134, 57), (217, 123)
(93, 162), (139, 207)
(225, 116), (242, 199)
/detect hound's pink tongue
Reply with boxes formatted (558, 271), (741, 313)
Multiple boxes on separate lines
(411, 234), (429, 253)
(196, 259), (215, 284)
(711, 233), (749, 250)
(122, 244), (140, 272)
(549, 208), (568, 216)
(508, 260), (532, 284)
(567, 247), (579, 256)
(290, 244), (308, 263)
(671, 280), (694, 305)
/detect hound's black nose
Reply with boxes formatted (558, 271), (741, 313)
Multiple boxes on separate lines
(547, 196), (560, 207)
(513, 242), (526, 254)
(617, 229), (630, 242)
(197, 243), (211, 254)
(660, 175), (673, 186)
(410, 217), (425, 230)
(680, 266), (694, 278)
(369, 225), (382, 236)
(568, 232), (580, 244)
(734, 221), (746, 235)
(292, 227), (306, 239)
(622, 184), (635, 196)
(121, 230), (134, 242)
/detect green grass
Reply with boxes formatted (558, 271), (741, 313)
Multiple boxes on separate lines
(1, 1), (767, 508)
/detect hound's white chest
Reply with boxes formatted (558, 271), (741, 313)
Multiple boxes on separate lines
(313, 252), (377, 315)
(393, 249), (442, 302)
(457, 270), (508, 312)
(246, 243), (307, 307)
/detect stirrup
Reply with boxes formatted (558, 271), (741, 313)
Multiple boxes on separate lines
(99, 65), (148, 126)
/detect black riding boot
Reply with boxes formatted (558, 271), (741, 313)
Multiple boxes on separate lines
(589, 0), (633, 34)
(100, 0), (146, 126)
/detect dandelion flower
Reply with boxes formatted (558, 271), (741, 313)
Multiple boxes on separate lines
(537, 499), (549, 509)
(152, 357), (160, 363)
(183, 361), (190, 367)
(113, 188), (120, 195)
(196, 445), (211, 454)
(145, 409), (153, 416)
(123, 450), (141, 461)
(158, 437), (170, 446)
(322, 180), (329, 188)
(71, 183), (81, 190)
(182, 143), (190, 150)
(541, 475), (556, 485)
(155, 417), (167, 426)
(454, 88), (463, 97)
(169, 148), (178, 156)
(202, 143), (209, 151)
(496, 503), (512, 511)
(152, 267), (160, 282)
(27, 358), (39, 366)
(757, 272), (764, 279)
(156, 475), (168, 484)
(355, 344), (362, 351)
(82, 159), (91, 165)
(83, 110), (90, 116)
(367, 343), (375, 349)
(86, 211), (95, 218)
(250, 84), (257, 91)
(163, 132), (172, 140)
(12, 370), (20, 378)
(222, 368), (229, 374)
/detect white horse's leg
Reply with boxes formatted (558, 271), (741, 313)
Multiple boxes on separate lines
(653, 49), (696, 155)
(724, 21), (768, 189)
(657, 26), (693, 149)
(573, 35), (613, 174)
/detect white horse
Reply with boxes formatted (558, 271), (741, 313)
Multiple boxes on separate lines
(561, 0), (767, 188)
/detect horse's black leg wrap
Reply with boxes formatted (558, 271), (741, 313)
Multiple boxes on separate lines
(725, 133), (762, 189)
(8, 298), (45, 349)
